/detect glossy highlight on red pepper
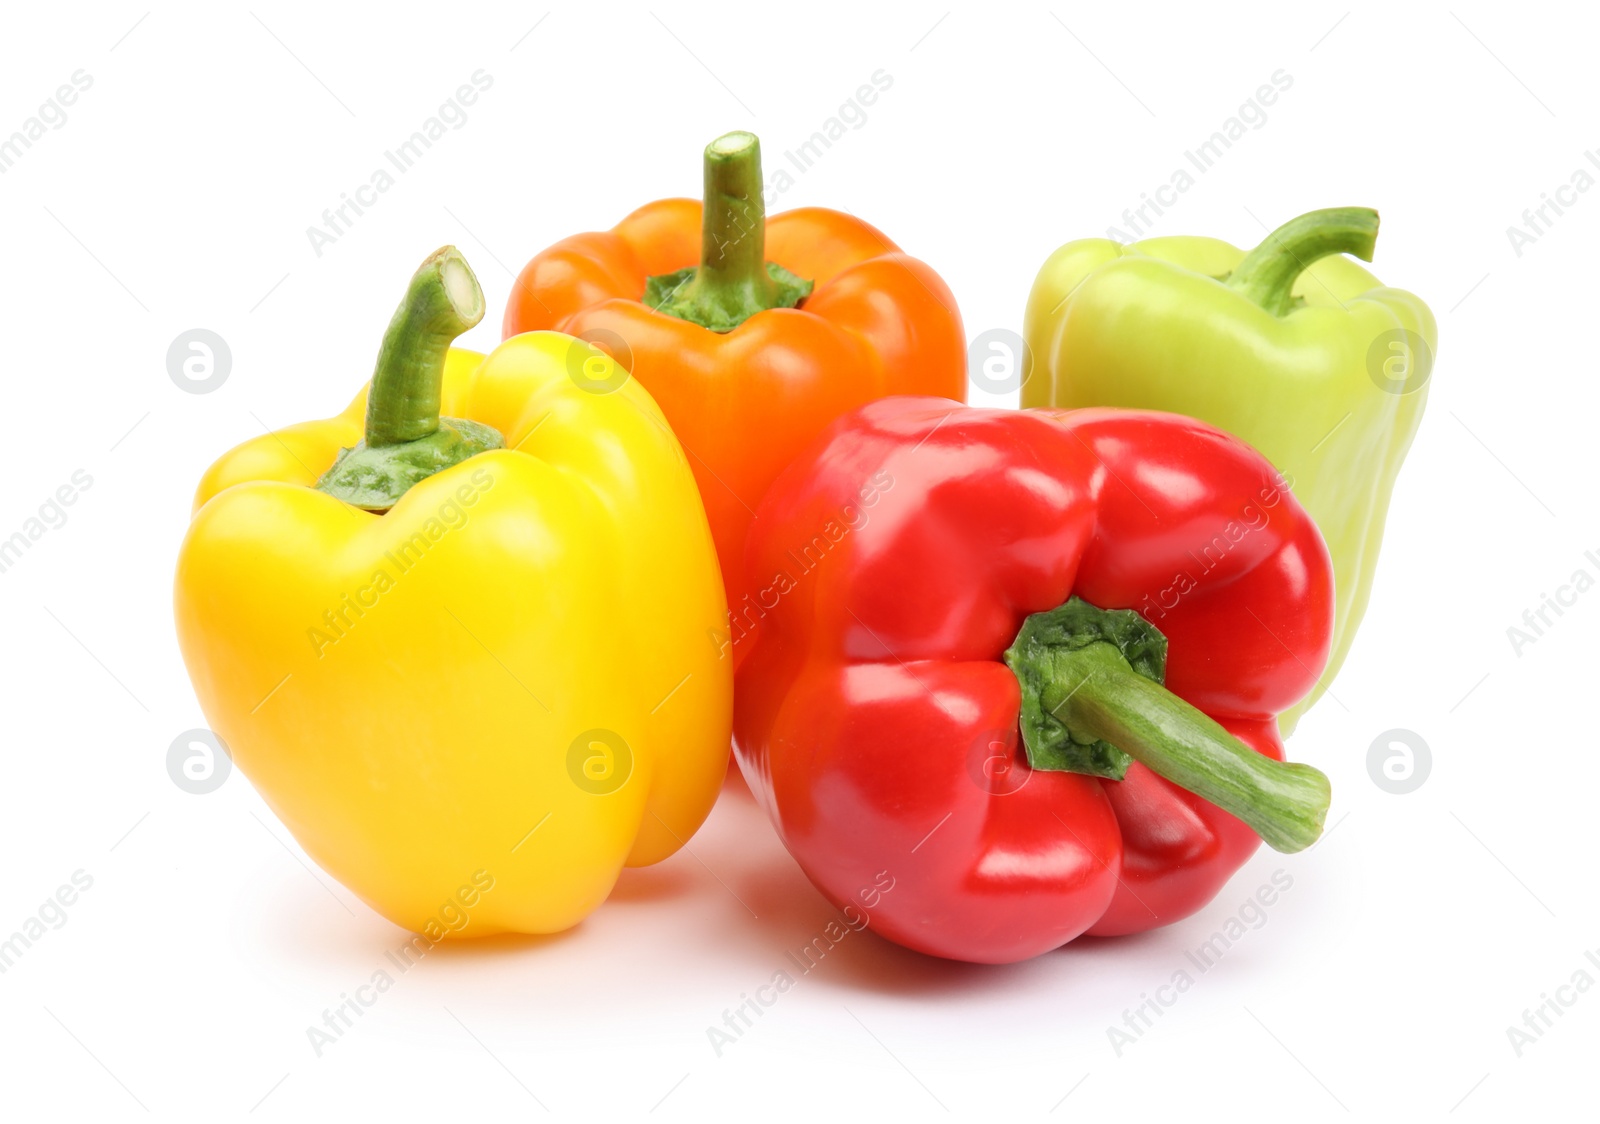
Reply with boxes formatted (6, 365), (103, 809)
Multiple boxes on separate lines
(732, 398), (1335, 964)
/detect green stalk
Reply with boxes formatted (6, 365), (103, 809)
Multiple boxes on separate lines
(1226, 207), (1380, 317)
(1005, 598), (1330, 854)
(316, 247), (503, 511)
(643, 131), (812, 332)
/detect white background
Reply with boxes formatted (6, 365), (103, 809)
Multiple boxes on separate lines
(0, 2), (1592, 1119)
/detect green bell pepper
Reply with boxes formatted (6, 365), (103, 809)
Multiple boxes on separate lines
(1022, 207), (1435, 732)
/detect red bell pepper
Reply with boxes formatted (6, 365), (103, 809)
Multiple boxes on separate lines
(733, 397), (1335, 964)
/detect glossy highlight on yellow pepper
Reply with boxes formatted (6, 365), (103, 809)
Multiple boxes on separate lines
(175, 251), (731, 938)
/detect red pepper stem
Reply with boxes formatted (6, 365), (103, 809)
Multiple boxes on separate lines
(1226, 207), (1379, 317)
(1054, 644), (1329, 853)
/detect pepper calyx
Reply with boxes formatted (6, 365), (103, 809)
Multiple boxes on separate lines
(644, 262), (812, 332)
(642, 131), (814, 333)
(1004, 597), (1166, 779)
(315, 246), (504, 512)
(316, 418), (502, 512)
(1003, 595), (1331, 854)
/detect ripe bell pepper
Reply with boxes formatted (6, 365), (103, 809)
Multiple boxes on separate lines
(733, 397), (1334, 964)
(1023, 208), (1435, 731)
(503, 131), (965, 661)
(175, 248), (731, 938)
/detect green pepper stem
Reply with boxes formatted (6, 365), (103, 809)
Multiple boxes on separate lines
(314, 247), (502, 512)
(642, 132), (812, 332)
(699, 131), (769, 293)
(1226, 207), (1379, 317)
(366, 246), (485, 447)
(1052, 644), (1329, 853)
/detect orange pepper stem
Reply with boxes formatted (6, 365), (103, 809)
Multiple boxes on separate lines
(698, 131), (770, 292)
(643, 131), (812, 333)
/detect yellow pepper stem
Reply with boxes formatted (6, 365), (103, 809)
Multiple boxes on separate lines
(315, 247), (503, 511)
(367, 246), (484, 446)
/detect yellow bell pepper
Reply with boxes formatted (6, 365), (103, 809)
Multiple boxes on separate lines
(175, 247), (731, 939)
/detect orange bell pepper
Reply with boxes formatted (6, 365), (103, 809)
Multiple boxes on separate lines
(503, 131), (966, 664)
